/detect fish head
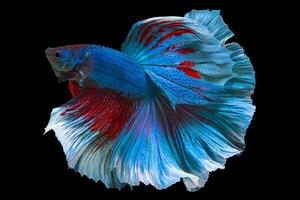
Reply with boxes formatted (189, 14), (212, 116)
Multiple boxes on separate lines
(45, 44), (91, 82)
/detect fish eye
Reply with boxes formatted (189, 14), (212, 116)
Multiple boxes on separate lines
(55, 52), (60, 58)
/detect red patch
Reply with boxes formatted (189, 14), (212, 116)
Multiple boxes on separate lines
(176, 61), (201, 79)
(178, 68), (201, 79)
(137, 19), (160, 42)
(139, 19), (170, 46)
(144, 33), (155, 47)
(178, 61), (195, 67)
(137, 22), (148, 36)
(176, 48), (194, 54)
(62, 86), (139, 140)
(68, 80), (81, 97)
(139, 23), (157, 44)
(136, 19), (185, 47)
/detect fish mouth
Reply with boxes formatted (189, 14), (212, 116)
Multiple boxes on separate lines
(45, 48), (64, 71)
(45, 47), (54, 61)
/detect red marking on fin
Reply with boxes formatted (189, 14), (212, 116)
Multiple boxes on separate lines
(178, 61), (195, 67)
(137, 19), (160, 43)
(68, 80), (81, 97)
(176, 48), (194, 54)
(178, 68), (201, 79)
(62, 85), (139, 140)
(143, 20), (180, 46)
(176, 61), (200, 79)
(137, 22), (148, 36)
(139, 23), (157, 44)
(139, 19), (171, 45)
(152, 29), (193, 49)
(144, 33), (155, 47)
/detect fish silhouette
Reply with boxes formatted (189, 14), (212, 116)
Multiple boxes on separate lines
(45, 10), (255, 191)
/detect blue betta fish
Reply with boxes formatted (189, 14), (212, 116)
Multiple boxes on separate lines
(45, 10), (255, 191)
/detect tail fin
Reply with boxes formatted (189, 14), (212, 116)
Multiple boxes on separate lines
(45, 85), (254, 191)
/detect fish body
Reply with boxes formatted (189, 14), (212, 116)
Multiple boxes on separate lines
(46, 45), (149, 98)
(45, 10), (255, 191)
(87, 46), (149, 97)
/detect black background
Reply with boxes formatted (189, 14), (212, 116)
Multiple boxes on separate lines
(7, 0), (291, 198)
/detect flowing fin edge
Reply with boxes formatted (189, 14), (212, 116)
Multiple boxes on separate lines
(225, 42), (255, 95)
(44, 94), (255, 191)
(184, 9), (234, 42)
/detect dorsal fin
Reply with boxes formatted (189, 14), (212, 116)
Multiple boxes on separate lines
(121, 10), (245, 107)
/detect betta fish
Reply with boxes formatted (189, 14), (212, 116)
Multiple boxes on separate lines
(45, 10), (255, 191)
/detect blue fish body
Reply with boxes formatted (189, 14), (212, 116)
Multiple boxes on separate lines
(45, 10), (255, 191)
(46, 45), (151, 97)
(86, 45), (151, 97)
